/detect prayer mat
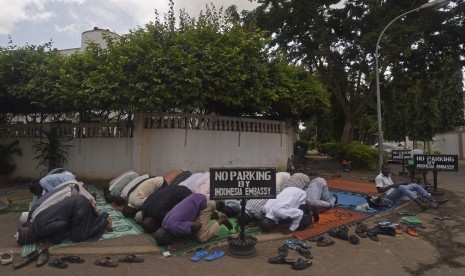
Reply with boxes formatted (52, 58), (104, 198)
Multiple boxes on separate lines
(326, 179), (378, 195)
(330, 189), (409, 216)
(156, 217), (262, 257)
(22, 184), (145, 256)
(293, 208), (369, 240)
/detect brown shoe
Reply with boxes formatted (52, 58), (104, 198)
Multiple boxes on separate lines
(13, 250), (39, 270)
(36, 248), (49, 267)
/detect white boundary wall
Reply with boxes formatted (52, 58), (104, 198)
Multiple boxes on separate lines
(406, 126), (465, 159)
(1, 113), (294, 180)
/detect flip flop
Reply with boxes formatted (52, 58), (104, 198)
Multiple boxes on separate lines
(278, 245), (288, 257)
(402, 216), (423, 224)
(1, 250), (13, 265)
(268, 255), (293, 265)
(291, 258), (312, 270)
(434, 216), (450, 221)
(366, 231), (379, 242)
(296, 247), (313, 259)
(285, 239), (311, 249)
(349, 235), (360, 245)
(316, 236), (335, 247)
(397, 212), (416, 216)
(94, 256), (118, 267)
(204, 251), (225, 262)
(48, 258), (68, 269)
(190, 251), (209, 262)
(61, 255), (85, 263)
(119, 255), (144, 263)
(404, 227), (419, 237)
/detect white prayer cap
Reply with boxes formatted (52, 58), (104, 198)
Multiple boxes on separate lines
(20, 212), (29, 224)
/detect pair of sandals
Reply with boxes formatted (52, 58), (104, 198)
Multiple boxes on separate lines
(310, 235), (335, 247)
(268, 242), (312, 270)
(94, 255), (144, 267)
(268, 255), (312, 270)
(190, 250), (225, 262)
(328, 226), (349, 241)
(49, 255), (86, 269)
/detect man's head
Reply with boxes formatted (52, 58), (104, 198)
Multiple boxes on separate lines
(153, 228), (174, 246)
(381, 164), (391, 177)
(122, 204), (139, 218)
(259, 218), (276, 233)
(16, 226), (39, 245)
(141, 217), (160, 233)
(29, 182), (43, 197)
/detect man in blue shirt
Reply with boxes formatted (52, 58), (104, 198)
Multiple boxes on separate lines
(30, 172), (76, 197)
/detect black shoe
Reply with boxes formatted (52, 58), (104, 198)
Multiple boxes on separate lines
(36, 248), (49, 267)
(349, 235), (360, 245)
(13, 250), (39, 270)
(328, 226), (349, 240)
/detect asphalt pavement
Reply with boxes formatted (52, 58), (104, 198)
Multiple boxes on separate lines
(1, 153), (464, 276)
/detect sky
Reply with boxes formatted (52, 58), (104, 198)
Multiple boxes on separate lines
(0, 0), (258, 50)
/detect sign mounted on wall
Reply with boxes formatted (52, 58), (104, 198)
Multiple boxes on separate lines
(209, 167), (277, 200)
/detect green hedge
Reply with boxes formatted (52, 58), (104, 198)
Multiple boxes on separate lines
(318, 142), (378, 170)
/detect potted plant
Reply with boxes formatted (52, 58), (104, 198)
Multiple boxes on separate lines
(32, 126), (72, 176)
(0, 140), (23, 185)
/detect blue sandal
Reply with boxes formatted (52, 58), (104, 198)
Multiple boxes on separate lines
(204, 251), (225, 262)
(190, 251), (209, 262)
(285, 239), (311, 250)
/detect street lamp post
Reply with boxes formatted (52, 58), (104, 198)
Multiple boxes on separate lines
(375, 0), (450, 171)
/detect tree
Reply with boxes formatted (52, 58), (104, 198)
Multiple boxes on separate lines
(0, 1), (330, 124)
(247, 0), (465, 142)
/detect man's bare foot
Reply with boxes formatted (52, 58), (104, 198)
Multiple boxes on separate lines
(191, 222), (202, 233)
(106, 215), (113, 232)
(211, 210), (220, 220)
(218, 213), (233, 230)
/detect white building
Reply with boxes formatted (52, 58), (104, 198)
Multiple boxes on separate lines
(58, 27), (119, 56)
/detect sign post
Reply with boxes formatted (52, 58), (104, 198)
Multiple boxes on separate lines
(413, 154), (459, 194)
(391, 149), (411, 175)
(210, 167), (276, 258)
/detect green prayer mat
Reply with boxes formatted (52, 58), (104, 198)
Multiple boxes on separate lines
(156, 218), (261, 257)
(21, 185), (262, 257)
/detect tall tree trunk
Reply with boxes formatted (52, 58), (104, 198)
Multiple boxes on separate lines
(341, 117), (354, 143)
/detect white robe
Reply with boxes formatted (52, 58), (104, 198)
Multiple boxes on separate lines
(263, 187), (307, 231)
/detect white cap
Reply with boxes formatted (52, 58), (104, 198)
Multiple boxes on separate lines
(20, 212), (29, 224)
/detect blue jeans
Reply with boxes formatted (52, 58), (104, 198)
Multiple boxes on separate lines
(387, 183), (431, 202)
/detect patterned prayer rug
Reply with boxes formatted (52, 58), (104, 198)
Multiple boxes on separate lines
(326, 178), (378, 195)
(293, 208), (369, 240)
(292, 187), (409, 240)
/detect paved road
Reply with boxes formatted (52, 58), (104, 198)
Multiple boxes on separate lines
(1, 158), (464, 276)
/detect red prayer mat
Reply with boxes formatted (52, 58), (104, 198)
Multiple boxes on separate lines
(326, 179), (378, 195)
(293, 208), (369, 240)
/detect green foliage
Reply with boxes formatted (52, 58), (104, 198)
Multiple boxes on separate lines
(32, 126), (72, 176)
(0, 2), (329, 124)
(295, 140), (310, 150)
(0, 140), (22, 174)
(318, 142), (378, 170)
(249, 0), (464, 143)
